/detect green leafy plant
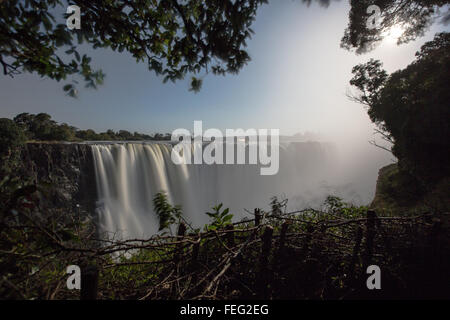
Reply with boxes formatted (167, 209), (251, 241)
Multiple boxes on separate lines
(270, 196), (288, 216)
(323, 195), (368, 219)
(204, 203), (233, 231)
(324, 195), (345, 212)
(153, 192), (182, 232)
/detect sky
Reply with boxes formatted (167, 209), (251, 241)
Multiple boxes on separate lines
(1, 1), (449, 138)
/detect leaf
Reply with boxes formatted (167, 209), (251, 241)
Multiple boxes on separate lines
(205, 212), (216, 218)
(68, 88), (78, 98)
(42, 16), (52, 31)
(189, 77), (203, 93)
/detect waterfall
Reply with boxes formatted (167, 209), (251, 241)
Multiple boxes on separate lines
(90, 141), (379, 239)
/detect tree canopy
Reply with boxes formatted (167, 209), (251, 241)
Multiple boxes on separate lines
(10, 112), (171, 142)
(341, 0), (450, 54)
(0, 118), (26, 157)
(349, 32), (450, 186)
(2, 0), (449, 95)
(0, 0), (269, 95)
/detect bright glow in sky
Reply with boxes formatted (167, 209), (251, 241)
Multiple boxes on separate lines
(384, 25), (405, 43)
(1, 1), (448, 140)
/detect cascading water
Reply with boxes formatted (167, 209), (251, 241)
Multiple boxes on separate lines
(90, 141), (383, 239)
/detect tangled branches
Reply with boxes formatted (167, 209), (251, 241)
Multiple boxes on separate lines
(1, 191), (449, 300)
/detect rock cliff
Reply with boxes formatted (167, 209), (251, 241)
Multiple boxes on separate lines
(20, 143), (97, 220)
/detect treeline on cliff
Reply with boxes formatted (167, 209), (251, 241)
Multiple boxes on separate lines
(349, 32), (450, 209)
(1, 112), (171, 146)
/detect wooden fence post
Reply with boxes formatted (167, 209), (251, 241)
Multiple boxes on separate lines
(175, 222), (187, 265)
(80, 264), (98, 300)
(258, 226), (273, 299)
(170, 222), (187, 299)
(302, 224), (314, 257)
(255, 208), (262, 226)
(363, 210), (377, 268)
(177, 222), (187, 238)
(225, 224), (235, 248)
(276, 222), (289, 261)
(260, 226), (273, 265)
(192, 241), (200, 263)
(190, 240), (201, 287)
(350, 226), (363, 282)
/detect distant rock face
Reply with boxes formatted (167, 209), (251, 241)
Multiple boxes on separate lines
(20, 143), (97, 221)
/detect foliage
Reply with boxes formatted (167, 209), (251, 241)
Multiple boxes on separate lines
(270, 196), (288, 216)
(0, 0), (268, 94)
(204, 203), (233, 231)
(14, 112), (75, 141)
(341, 0), (450, 54)
(9, 112), (171, 142)
(69, 197), (450, 299)
(0, 195), (95, 299)
(349, 59), (388, 107)
(153, 192), (182, 232)
(1, 0), (448, 95)
(371, 163), (429, 212)
(349, 32), (450, 187)
(323, 195), (368, 219)
(1, 184), (448, 299)
(0, 118), (26, 157)
(0, 131), (92, 299)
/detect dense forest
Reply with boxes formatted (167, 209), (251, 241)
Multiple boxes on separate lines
(0, 112), (171, 145)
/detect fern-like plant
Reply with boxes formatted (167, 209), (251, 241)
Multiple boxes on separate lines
(153, 192), (182, 232)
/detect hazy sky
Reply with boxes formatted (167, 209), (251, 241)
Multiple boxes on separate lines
(1, 1), (448, 137)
